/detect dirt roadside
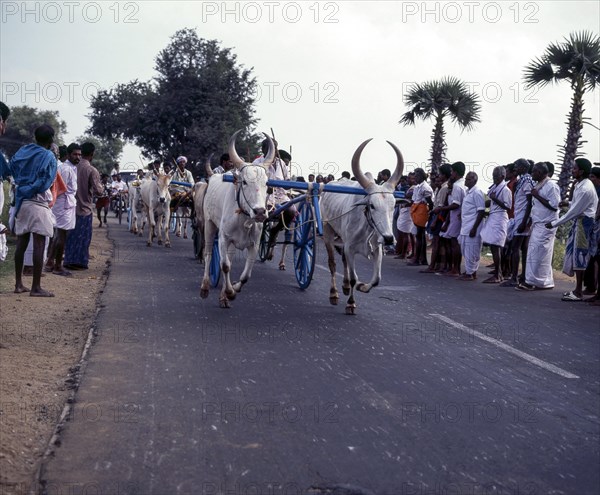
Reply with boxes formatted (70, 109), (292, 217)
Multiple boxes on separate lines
(0, 224), (113, 495)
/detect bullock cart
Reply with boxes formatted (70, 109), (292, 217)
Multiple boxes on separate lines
(216, 175), (405, 290)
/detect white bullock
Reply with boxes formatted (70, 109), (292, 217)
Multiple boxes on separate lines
(320, 139), (403, 314)
(128, 180), (146, 236)
(141, 172), (174, 248)
(200, 131), (274, 308)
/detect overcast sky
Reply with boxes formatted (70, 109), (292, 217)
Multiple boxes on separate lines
(1, 1), (599, 185)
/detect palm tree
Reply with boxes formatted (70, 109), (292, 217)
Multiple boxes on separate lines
(524, 31), (600, 199)
(400, 77), (481, 177)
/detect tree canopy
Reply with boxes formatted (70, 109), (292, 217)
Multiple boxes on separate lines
(400, 77), (481, 176)
(88, 28), (260, 177)
(0, 106), (67, 158)
(523, 31), (600, 198)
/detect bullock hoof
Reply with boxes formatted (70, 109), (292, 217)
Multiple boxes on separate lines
(345, 304), (357, 315)
(165, 242), (171, 248)
(157, 239), (162, 245)
(329, 295), (339, 306)
(184, 234), (188, 239)
(176, 232), (181, 237)
(219, 297), (231, 309)
(356, 283), (371, 293)
(200, 288), (209, 299)
(279, 263), (286, 271)
(343, 287), (350, 296)
(228, 286), (239, 298)
(146, 241), (151, 247)
(138, 233), (143, 237)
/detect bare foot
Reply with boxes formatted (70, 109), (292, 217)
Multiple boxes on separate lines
(443, 270), (460, 277)
(15, 284), (30, 294)
(30, 288), (55, 297)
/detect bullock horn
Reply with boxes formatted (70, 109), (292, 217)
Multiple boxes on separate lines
(228, 130), (246, 168)
(261, 133), (276, 169)
(351, 138), (374, 189)
(204, 153), (214, 177)
(386, 141), (404, 189)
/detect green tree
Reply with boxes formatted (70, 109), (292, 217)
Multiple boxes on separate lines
(75, 135), (124, 175)
(399, 77), (481, 177)
(88, 28), (261, 178)
(0, 105), (67, 158)
(523, 31), (600, 199)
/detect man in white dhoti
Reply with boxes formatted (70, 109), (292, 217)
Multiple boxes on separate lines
(5, 125), (57, 296)
(46, 143), (80, 276)
(516, 163), (560, 290)
(435, 162), (467, 276)
(481, 166), (512, 283)
(458, 172), (486, 281)
(501, 158), (535, 287)
(546, 158), (598, 301)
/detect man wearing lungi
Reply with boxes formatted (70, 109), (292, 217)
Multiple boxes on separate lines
(458, 172), (486, 281)
(516, 162), (560, 291)
(4, 125), (57, 296)
(481, 166), (513, 284)
(64, 142), (104, 270)
(547, 158), (598, 301)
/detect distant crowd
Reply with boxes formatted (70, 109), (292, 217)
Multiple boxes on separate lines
(391, 159), (599, 305)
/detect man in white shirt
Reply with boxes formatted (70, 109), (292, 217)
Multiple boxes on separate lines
(458, 172), (486, 280)
(212, 153), (233, 174)
(547, 158), (599, 301)
(481, 166), (513, 283)
(435, 161), (467, 276)
(46, 143), (80, 276)
(517, 162), (560, 291)
(111, 174), (127, 194)
(252, 138), (294, 262)
(171, 156), (195, 238)
(406, 168), (433, 266)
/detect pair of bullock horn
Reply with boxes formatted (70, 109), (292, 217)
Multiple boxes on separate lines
(228, 130), (276, 169)
(351, 139), (404, 190)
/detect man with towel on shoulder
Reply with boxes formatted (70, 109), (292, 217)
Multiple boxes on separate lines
(1, 124), (57, 296)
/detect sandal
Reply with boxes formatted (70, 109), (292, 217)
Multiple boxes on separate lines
(515, 283), (535, 291)
(482, 276), (502, 284)
(561, 291), (582, 302)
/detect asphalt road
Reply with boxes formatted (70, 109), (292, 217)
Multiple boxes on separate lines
(40, 216), (599, 495)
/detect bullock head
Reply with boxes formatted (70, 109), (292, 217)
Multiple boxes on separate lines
(156, 170), (174, 203)
(228, 130), (274, 223)
(352, 139), (404, 246)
